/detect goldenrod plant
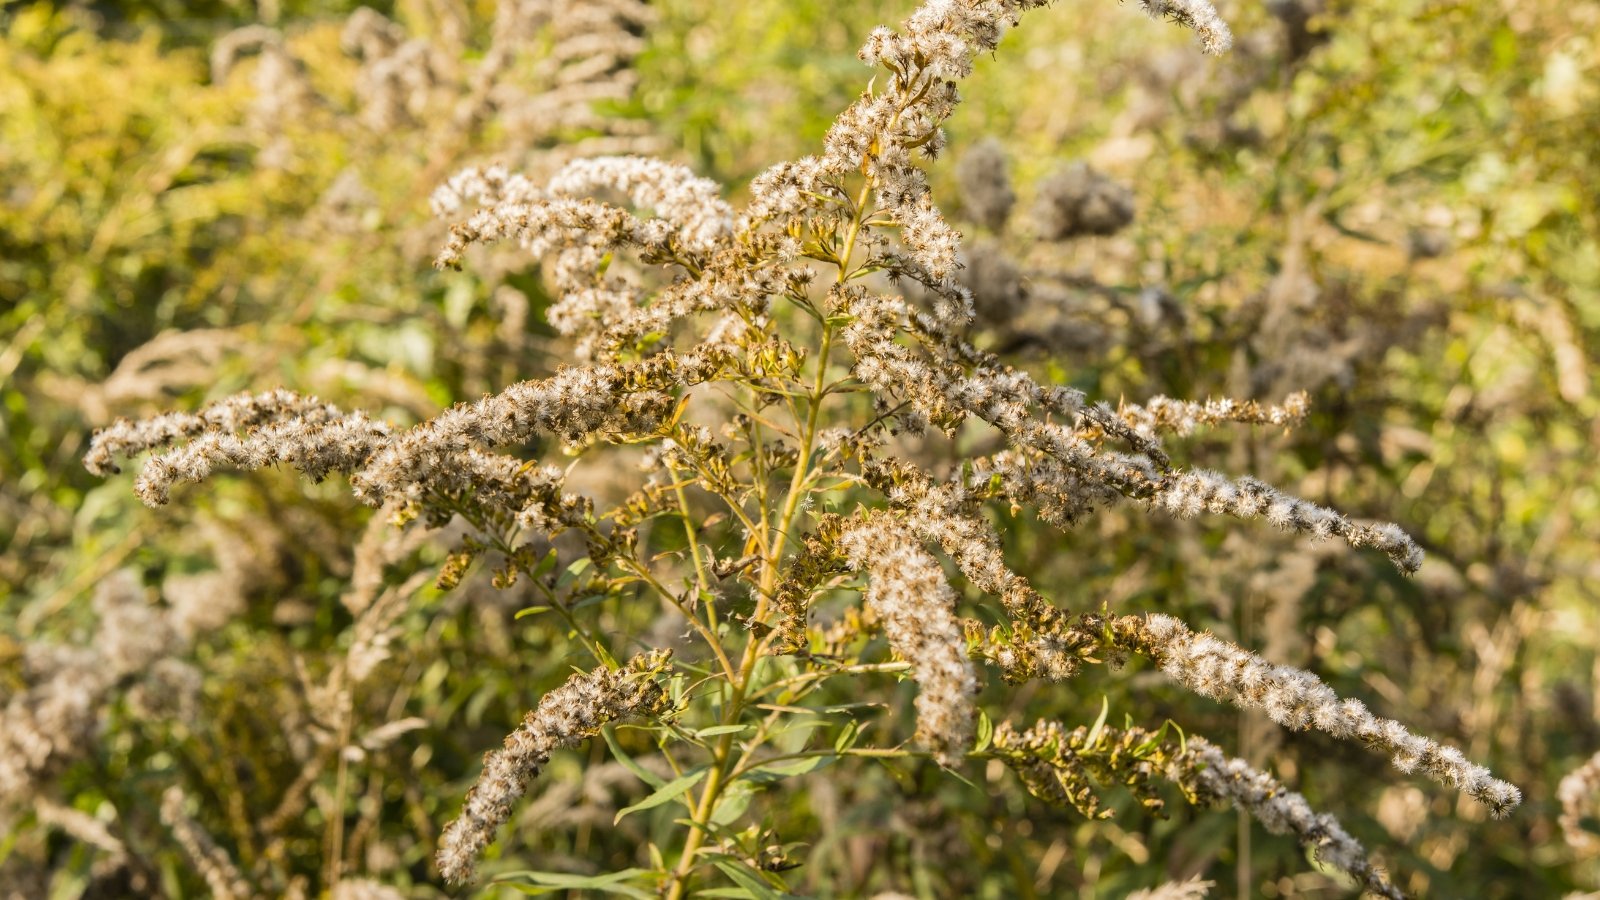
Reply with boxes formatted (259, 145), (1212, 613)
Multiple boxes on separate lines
(6, 0), (1599, 896)
(68, 2), (1529, 897)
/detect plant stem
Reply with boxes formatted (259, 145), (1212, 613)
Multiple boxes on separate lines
(661, 161), (878, 900)
(670, 462), (712, 589)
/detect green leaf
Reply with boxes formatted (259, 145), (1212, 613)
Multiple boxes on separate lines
(766, 719), (829, 743)
(601, 725), (666, 789)
(495, 867), (652, 898)
(712, 862), (798, 900)
(833, 720), (860, 754)
(513, 606), (551, 620)
(695, 723), (753, 739)
(556, 557), (592, 589)
(614, 766), (708, 824)
(1085, 695), (1110, 748)
(1133, 719), (1173, 757)
(741, 755), (834, 784)
(945, 768), (981, 789)
(815, 702), (884, 715)
(973, 709), (993, 754)
(709, 781), (754, 826)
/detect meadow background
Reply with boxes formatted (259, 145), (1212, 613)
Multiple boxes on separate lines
(1, 0), (1597, 896)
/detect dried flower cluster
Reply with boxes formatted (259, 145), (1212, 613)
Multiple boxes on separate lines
(1138, 0), (1234, 55)
(212, 0), (657, 172)
(1115, 392), (1311, 439)
(1033, 161), (1136, 240)
(1125, 877), (1214, 900)
(955, 137), (1017, 232)
(1178, 738), (1401, 899)
(1, 571), (202, 804)
(1152, 470), (1426, 573)
(1122, 614), (1520, 814)
(78, 0), (1523, 894)
(840, 518), (979, 765)
(436, 651), (672, 883)
(1560, 751), (1600, 856)
(161, 787), (254, 900)
(993, 719), (1401, 897)
(947, 138), (1164, 356)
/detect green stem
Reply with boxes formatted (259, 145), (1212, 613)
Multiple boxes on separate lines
(661, 154), (881, 900)
(663, 301), (840, 900)
(669, 460), (713, 596)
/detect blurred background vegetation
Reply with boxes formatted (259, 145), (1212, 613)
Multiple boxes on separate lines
(1, 0), (1597, 896)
